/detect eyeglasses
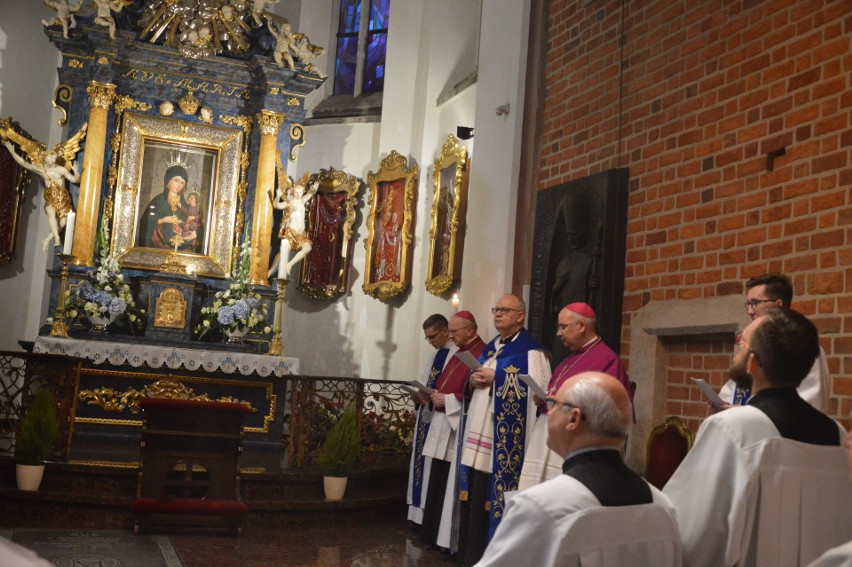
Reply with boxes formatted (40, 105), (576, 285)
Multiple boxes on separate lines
(744, 298), (776, 310)
(424, 331), (442, 341)
(544, 397), (580, 412)
(735, 334), (761, 363)
(491, 307), (522, 315)
(557, 320), (580, 332)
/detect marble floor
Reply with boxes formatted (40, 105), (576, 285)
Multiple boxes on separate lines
(169, 515), (457, 567)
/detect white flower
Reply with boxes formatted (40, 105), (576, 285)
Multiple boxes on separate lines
(203, 320), (210, 327)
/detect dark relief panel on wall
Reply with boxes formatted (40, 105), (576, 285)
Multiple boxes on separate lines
(528, 169), (629, 368)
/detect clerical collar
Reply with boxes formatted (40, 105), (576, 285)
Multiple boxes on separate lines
(498, 331), (519, 345)
(562, 446), (620, 465)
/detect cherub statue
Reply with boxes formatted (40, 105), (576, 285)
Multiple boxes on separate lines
(0, 123), (87, 253)
(93, 0), (126, 39)
(268, 20), (296, 71)
(250, 0), (279, 27)
(42, 0), (84, 39)
(291, 33), (327, 78)
(268, 168), (318, 279)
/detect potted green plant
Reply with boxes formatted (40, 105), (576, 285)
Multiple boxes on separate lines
(316, 406), (358, 500)
(15, 388), (59, 491)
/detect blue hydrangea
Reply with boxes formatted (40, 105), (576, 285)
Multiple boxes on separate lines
(232, 299), (250, 321)
(108, 297), (126, 314)
(217, 306), (235, 326)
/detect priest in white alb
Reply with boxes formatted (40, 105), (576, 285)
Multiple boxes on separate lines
(664, 308), (850, 567)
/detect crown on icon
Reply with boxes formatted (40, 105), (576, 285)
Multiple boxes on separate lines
(164, 151), (193, 171)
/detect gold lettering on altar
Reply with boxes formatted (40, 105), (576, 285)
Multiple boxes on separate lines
(119, 69), (251, 99)
(154, 288), (187, 329)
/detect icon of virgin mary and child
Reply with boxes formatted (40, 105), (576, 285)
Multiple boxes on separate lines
(137, 156), (204, 253)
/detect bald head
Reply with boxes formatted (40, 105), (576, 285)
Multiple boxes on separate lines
(546, 371), (632, 458)
(493, 294), (526, 338)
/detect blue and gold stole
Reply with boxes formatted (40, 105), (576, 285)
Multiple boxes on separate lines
(456, 328), (545, 539)
(411, 347), (450, 508)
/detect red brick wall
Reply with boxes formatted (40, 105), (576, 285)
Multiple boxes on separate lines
(663, 334), (735, 434)
(538, 0), (851, 426)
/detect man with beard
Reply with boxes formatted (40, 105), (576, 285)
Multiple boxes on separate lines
(716, 273), (829, 410)
(407, 314), (457, 526)
(518, 302), (631, 490)
(664, 309), (849, 567)
(419, 311), (486, 550)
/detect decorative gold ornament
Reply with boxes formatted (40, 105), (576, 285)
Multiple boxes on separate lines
(257, 110), (285, 136)
(51, 84), (73, 126)
(138, 0), (252, 59)
(288, 123), (304, 161)
(78, 379), (255, 414)
(153, 287), (187, 329)
(68, 59), (84, 69)
(177, 90), (200, 115)
(87, 82), (116, 109)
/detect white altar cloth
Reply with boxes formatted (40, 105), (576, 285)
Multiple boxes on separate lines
(33, 336), (299, 377)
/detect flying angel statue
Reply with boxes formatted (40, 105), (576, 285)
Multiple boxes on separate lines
(0, 121), (87, 253)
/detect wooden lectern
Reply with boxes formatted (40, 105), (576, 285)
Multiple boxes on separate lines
(132, 397), (252, 535)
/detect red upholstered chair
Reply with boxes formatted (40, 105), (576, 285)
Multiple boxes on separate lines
(644, 416), (693, 490)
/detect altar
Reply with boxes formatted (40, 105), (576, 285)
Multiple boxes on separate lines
(33, 337), (298, 449)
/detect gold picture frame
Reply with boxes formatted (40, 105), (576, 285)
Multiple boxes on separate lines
(363, 151), (418, 301)
(426, 134), (469, 296)
(0, 118), (31, 265)
(110, 113), (243, 277)
(298, 167), (363, 300)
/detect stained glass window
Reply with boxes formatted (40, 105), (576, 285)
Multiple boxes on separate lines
(333, 0), (390, 96)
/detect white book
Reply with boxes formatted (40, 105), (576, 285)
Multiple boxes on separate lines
(517, 373), (546, 400)
(454, 350), (481, 371)
(690, 377), (726, 407)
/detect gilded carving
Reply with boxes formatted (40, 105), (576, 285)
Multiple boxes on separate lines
(68, 59), (83, 69)
(288, 123), (305, 161)
(178, 90), (200, 115)
(288, 97), (300, 106)
(78, 379), (255, 414)
(153, 287), (187, 329)
(257, 110), (285, 136)
(51, 84), (73, 126)
(86, 82), (116, 109)
(97, 56), (109, 65)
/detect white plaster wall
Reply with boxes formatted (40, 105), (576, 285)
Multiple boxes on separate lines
(0, 1), (63, 351)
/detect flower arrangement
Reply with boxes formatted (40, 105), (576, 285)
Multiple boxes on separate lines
(58, 249), (145, 331)
(195, 239), (270, 340)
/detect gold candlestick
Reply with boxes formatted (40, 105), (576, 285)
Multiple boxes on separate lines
(267, 278), (288, 356)
(49, 253), (75, 338)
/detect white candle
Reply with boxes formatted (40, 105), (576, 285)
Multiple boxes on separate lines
(62, 211), (76, 255)
(451, 292), (460, 311)
(278, 241), (287, 279)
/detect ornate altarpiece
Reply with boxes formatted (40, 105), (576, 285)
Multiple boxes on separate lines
(42, 8), (323, 326)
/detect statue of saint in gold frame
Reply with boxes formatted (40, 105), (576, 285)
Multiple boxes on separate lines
(297, 167), (363, 300)
(426, 134), (469, 297)
(363, 151), (418, 301)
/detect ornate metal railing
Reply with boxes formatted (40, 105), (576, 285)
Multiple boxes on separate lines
(287, 375), (416, 469)
(0, 351), (79, 459)
(0, 352), (417, 469)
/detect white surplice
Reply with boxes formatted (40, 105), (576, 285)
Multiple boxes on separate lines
(407, 343), (457, 523)
(474, 474), (682, 567)
(719, 346), (830, 411)
(421, 394), (464, 548)
(807, 541), (852, 567)
(663, 406), (850, 567)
